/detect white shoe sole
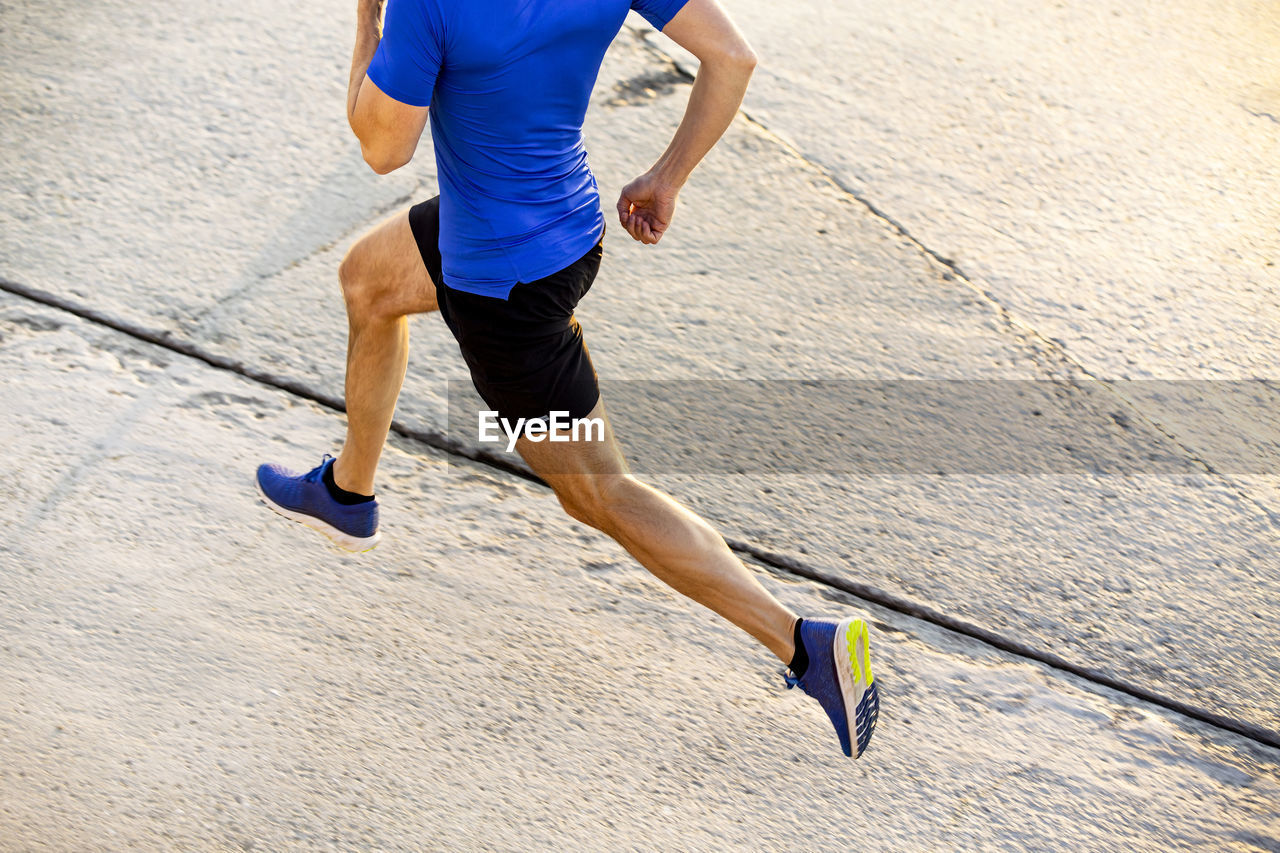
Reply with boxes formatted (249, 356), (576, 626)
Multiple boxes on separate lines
(834, 617), (877, 758)
(256, 479), (382, 553)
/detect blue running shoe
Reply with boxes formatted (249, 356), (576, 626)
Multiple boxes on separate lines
(256, 455), (381, 552)
(785, 617), (880, 759)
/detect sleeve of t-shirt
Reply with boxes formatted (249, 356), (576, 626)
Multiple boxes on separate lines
(365, 0), (443, 108)
(630, 0), (691, 32)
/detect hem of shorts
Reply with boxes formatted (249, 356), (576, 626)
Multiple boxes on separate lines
(441, 219), (604, 300)
(491, 385), (601, 424)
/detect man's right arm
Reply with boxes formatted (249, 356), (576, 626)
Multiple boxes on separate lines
(348, 0), (434, 174)
(617, 0), (757, 245)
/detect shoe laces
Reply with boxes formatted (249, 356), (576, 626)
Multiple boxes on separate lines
(303, 454), (334, 484)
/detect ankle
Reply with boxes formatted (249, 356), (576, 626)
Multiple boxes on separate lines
(331, 456), (370, 494)
(324, 457), (374, 504)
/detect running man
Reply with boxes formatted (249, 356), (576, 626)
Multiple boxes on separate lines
(256, 0), (879, 758)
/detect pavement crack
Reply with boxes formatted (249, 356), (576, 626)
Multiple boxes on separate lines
(626, 25), (1084, 373)
(2, 272), (1278, 753)
(627, 28), (1277, 528)
(1242, 104), (1280, 125)
(732, 105), (1084, 368)
(186, 190), (421, 326)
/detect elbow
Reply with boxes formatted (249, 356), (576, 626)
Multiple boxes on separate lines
(736, 45), (759, 73)
(351, 119), (413, 174)
(361, 144), (410, 175)
(365, 156), (405, 176)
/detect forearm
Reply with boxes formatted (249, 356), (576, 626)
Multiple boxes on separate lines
(346, 0), (384, 129)
(649, 55), (755, 189)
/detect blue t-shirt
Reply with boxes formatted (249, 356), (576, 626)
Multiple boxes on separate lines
(367, 0), (690, 297)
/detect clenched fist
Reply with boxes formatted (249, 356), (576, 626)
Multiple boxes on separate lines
(617, 173), (679, 245)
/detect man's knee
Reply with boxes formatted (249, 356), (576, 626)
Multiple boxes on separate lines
(338, 242), (393, 321)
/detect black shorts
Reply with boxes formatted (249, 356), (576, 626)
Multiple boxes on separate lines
(408, 197), (603, 423)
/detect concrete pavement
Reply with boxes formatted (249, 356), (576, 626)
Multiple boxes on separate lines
(2, 0), (1279, 848)
(3, 294), (1278, 849)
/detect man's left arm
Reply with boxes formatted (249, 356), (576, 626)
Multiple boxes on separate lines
(346, 0), (431, 174)
(617, 0), (757, 244)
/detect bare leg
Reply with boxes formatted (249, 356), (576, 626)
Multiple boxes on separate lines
(332, 210), (439, 495)
(328, 211), (795, 660)
(516, 399), (798, 664)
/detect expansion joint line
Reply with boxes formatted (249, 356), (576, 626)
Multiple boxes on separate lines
(1, 273), (1278, 754)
